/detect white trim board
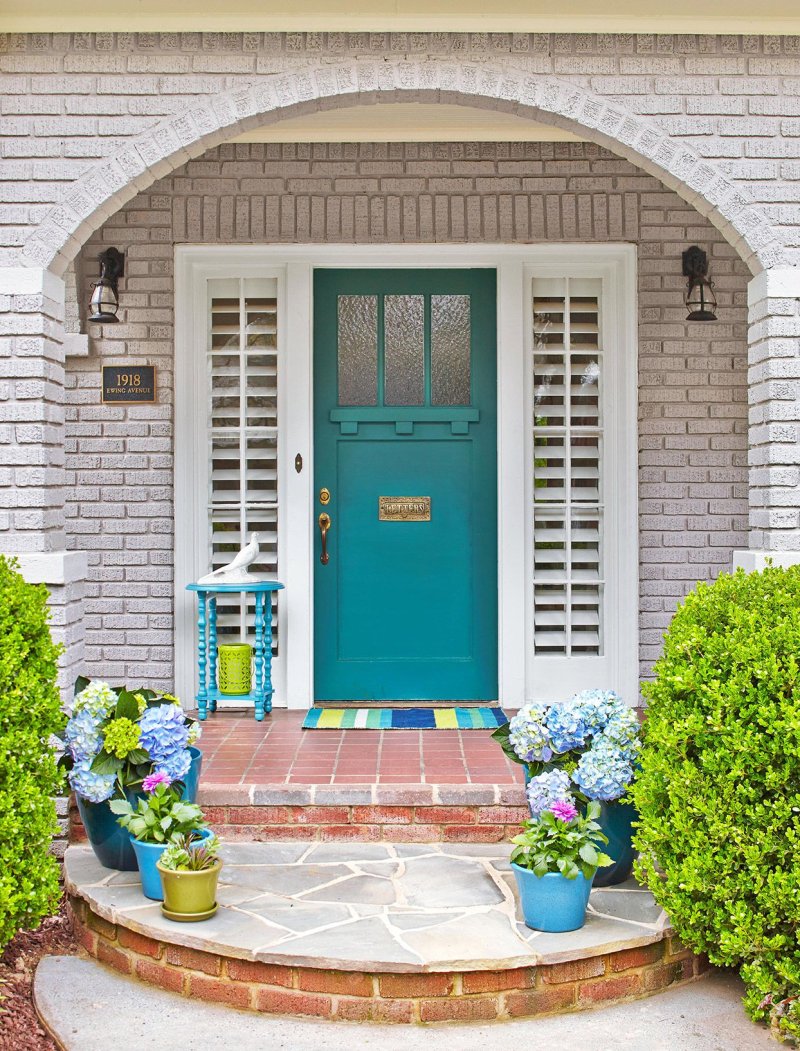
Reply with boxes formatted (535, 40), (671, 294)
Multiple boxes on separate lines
(174, 244), (639, 710)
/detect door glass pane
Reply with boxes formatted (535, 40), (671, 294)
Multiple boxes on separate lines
(337, 295), (378, 406)
(384, 294), (424, 406)
(431, 294), (471, 405)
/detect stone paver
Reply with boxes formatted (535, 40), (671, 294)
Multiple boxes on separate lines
(65, 842), (669, 972)
(35, 956), (775, 1051)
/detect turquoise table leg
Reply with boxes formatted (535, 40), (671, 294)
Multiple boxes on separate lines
(208, 596), (218, 714)
(264, 592), (274, 714)
(254, 591), (265, 721)
(197, 590), (208, 721)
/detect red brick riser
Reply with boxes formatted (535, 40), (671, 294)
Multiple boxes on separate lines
(68, 801), (530, 844)
(69, 896), (710, 1024)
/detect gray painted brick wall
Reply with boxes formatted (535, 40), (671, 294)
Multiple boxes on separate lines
(1, 32), (800, 271)
(65, 140), (749, 692)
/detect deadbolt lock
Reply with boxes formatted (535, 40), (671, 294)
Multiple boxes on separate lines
(319, 487), (331, 505)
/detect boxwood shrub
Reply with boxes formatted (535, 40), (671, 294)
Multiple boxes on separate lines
(632, 564), (800, 1028)
(0, 556), (64, 950)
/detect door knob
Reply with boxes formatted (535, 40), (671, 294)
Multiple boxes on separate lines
(318, 513), (331, 565)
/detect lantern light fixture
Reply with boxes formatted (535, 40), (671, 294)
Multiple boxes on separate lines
(88, 247), (125, 324)
(682, 245), (717, 322)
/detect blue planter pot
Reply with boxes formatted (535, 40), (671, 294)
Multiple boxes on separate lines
(592, 801), (637, 888)
(132, 827), (212, 901)
(77, 747), (203, 871)
(512, 864), (593, 932)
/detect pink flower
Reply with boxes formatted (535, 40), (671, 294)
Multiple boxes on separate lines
(142, 771), (172, 793)
(550, 799), (579, 823)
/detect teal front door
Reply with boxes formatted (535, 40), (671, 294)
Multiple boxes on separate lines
(313, 269), (497, 702)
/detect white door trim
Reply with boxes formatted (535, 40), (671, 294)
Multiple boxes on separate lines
(175, 243), (638, 711)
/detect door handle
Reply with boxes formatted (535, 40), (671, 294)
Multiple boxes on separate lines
(318, 513), (331, 565)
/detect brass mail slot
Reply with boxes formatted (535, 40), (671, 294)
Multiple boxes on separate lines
(379, 496), (431, 522)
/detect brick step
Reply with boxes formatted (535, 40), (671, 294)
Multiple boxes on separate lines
(64, 843), (708, 1025)
(69, 783), (529, 844)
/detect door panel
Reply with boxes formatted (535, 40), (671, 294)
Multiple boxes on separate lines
(314, 268), (497, 702)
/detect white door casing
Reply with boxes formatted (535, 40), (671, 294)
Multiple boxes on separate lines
(174, 244), (638, 711)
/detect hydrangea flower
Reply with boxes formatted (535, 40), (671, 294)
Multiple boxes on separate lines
(545, 701), (589, 754)
(68, 757), (117, 803)
(138, 703), (189, 762)
(601, 707), (641, 762)
(508, 704), (553, 763)
(187, 720), (202, 747)
(549, 799), (579, 823)
(526, 768), (574, 817)
(64, 707), (103, 761)
(72, 680), (117, 720)
(102, 717), (142, 759)
(142, 771), (172, 793)
(154, 748), (192, 783)
(573, 737), (634, 802)
(570, 689), (626, 735)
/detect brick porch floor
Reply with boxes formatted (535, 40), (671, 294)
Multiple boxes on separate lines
(195, 709), (520, 785)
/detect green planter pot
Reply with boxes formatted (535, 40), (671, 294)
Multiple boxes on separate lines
(156, 858), (222, 922)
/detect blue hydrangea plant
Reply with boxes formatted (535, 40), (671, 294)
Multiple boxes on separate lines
(493, 689), (641, 806)
(59, 676), (202, 803)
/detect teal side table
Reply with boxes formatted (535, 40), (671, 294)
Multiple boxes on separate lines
(186, 581), (284, 721)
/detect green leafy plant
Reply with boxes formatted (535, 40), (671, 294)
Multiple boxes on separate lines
(632, 565), (800, 1025)
(110, 782), (206, 844)
(159, 833), (220, 872)
(511, 800), (612, 880)
(0, 556), (64, 950)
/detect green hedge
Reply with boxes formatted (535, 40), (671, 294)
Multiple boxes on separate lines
(0, 556), (64, 950)
(632, 565), (800, 1030)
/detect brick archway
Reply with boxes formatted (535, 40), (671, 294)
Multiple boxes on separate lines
(21, 59), (784, 275)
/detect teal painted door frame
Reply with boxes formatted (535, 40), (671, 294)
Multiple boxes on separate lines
(313, 268), (498, 702)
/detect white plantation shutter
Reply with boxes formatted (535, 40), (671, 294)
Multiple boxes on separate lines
(208, 278), (279, 654)
(531, 277), (604, 683)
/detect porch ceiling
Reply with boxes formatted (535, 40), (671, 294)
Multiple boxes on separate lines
(5, 0), (800, 33)
(227, 102), (584, 144)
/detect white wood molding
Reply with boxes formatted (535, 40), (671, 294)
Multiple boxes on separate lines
(175, 244), (639, 710)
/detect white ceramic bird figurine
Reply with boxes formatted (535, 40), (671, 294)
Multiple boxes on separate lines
(197, 532), (260, 584)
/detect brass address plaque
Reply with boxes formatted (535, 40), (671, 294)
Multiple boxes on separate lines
(379, 496), (431, 522)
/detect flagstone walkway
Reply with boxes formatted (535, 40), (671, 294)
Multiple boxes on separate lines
(65, 841), (667, 971)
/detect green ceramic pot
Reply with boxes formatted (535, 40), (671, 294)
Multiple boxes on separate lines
(156, 859), (222, 922)
(218, 643), (252, 695)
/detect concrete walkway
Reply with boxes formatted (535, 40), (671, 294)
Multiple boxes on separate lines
(35, 956), (774, 1051)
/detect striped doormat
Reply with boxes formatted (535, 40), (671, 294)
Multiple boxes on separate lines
(302, 707), (508, 730)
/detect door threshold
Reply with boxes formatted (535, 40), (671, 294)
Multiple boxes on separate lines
(312, 700), (500, 709)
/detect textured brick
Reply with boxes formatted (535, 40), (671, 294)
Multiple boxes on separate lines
(578, 973), (643, 1004)
(505, 984), (577, 1016)
(134, 957), (184, 994)
(227, 959), (294, 986)
(609, 942), (664, 971)
(462, 967), (536, 993)
(117, 927), (163, 959)
(256, 988), (333, 1017)
(188, 973), (253, 1008)
(542, 957), (606, 984)
(297, 968), (373, 997)
(379, 972), (454, 998)
(419, 996), (499, 1021)
(95, 939), (132, 975)
(165, 944), (222, 976)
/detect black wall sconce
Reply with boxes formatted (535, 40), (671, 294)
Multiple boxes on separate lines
(682, 246), (717, 322)
(89, 247), (125, 324)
